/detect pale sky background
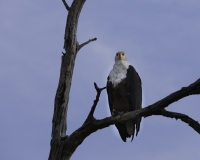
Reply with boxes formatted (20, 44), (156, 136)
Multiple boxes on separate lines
(1, 0), (200, 160)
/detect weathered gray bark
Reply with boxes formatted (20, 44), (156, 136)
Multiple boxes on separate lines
(48, 1), (200, 160)
(48, 0), (96, 160)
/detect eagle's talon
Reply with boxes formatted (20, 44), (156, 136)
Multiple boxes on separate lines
(119, 111), (124, 116)
(112, 109), (124, 116)
(112, 109), (118, 116)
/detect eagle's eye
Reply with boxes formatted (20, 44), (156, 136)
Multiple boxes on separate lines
(122, 53), (124, 56)
(116, 54), (118, 56)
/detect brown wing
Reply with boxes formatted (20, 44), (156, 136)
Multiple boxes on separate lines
(106, 77), (113, 114)
(127, 65), (142, 138)
(106, 77), (131, 142)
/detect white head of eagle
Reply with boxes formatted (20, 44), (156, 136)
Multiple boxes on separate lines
(106, 51), (142, 142)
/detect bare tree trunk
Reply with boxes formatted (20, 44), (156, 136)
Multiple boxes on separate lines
(48, 1), (200, 160)
(49, 0), (88, 159)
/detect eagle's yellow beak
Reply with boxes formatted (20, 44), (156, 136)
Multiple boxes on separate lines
(119, 54), (123, 60)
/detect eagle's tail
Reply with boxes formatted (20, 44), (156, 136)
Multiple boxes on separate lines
(136, 117), (141, 136)
(126, 120), (135, 142)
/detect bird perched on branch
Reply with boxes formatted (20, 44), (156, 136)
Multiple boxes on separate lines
(106, 51), (142, 142)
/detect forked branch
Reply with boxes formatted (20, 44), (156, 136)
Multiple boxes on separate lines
(58, 78), (200, 159)
(85, 83), (106, 122)
(62, 0), (70, 11)
(155, 109), (200, 134)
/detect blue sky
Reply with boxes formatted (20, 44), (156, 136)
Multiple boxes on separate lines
(1, 0), (200, 159)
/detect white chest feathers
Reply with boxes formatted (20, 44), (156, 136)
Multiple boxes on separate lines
(109, 60), (130, 87)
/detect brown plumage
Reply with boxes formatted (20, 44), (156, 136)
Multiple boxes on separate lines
(107, 78), (130, 113)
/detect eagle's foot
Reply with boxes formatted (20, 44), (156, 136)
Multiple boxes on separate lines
(119, 111), (124, 116)
(112, 109), (118, 116)
(112, 109), (124, 116)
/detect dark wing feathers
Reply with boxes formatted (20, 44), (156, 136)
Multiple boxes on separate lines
(115, 124), (131, 142)
(106, 76), (113, 114)
(127, 65), (142, 136)
(107, 77), (130, 142)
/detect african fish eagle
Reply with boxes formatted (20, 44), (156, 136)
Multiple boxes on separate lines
(106, 51), (142, 142)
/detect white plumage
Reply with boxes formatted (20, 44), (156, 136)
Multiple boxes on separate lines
(108, 60), (130, 87)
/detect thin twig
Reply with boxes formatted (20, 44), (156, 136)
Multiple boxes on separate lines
(78, 38), (97, 51)
(62, 0), (70, 11)
(85, 83), (106, 122)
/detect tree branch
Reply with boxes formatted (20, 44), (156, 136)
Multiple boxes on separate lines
(62, 0), (70, 11)
(154, 109), (200, 134)
(85, 83), (106, 122)
(145, 78), (200, 111)
(78, 38), (97, 51)
(58, 78), (200, 159)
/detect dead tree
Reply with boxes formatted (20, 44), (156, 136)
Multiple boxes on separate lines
(48, 1), (200, 160)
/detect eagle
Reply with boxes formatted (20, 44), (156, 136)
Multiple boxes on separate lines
(106, 51), (142, 142)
